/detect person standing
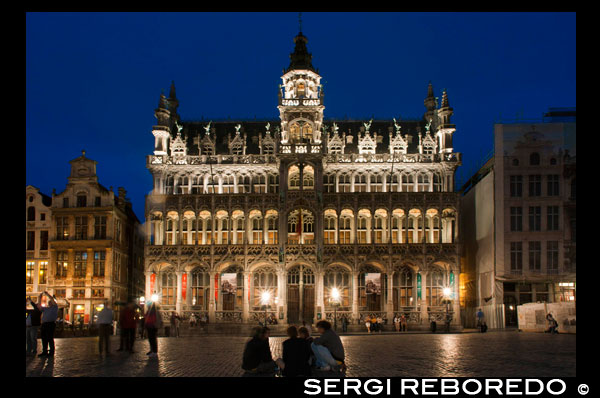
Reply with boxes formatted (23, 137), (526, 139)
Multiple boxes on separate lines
(341, 315), (348, 333)
(97, 305), (114, 355)
(119, 302), (137, 353)
(26, 298), (42, 356)
(170, 311), (180, 337)
(476, 308), (485, 331)
(145, 302), (163, 357)
(36, 291), (58, 357)
(189, 313), (197, 328)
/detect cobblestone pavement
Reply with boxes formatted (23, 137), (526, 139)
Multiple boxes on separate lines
(25, 331), (575, 377)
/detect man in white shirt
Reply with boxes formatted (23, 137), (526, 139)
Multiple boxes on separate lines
(97, 305), (114, 355)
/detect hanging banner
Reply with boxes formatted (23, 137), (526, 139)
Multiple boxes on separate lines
(181, 273), (187, 301)
(150, 273), (156, 294)
(221, 273), (237, 294)
(214, 274), (219, 302)
(364, 273), (381, 294)
(417, 273), (422, 299)
(449, 272), (455, 299)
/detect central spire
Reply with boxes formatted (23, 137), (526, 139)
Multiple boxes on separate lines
(285, 15), (316, 73)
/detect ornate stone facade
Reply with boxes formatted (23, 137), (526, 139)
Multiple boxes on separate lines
(144, 31), (462, 329)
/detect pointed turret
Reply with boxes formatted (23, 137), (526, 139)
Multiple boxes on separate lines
(436, 88), (455, 154)
(441, 88), (449, 108)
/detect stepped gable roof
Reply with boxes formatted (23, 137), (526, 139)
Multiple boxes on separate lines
(179, 118), (427, 155)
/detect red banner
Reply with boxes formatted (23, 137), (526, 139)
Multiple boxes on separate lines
(181, 273), (187, 300)
(150, 273), (156, 294)
(84, 314), (89, 324)
(215, 274), (219, 302)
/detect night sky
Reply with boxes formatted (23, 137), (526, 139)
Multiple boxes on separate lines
(26, 12), (575, 219)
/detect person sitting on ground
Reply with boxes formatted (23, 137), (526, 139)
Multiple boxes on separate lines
(298, 326), (315, 366)
(376, 316), (383, 332)
(311, 320), (346, 373)
(365, 317), (371, 333)
(242, 327), (276, 376)
(275, 326), (311, 377)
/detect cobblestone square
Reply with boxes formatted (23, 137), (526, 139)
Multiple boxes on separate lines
(25, 331), (575, 377)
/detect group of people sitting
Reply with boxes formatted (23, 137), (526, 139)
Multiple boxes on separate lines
(188, 313), (209, 328)
(241, 320), (345, 377)
(364, 315), (384, 333)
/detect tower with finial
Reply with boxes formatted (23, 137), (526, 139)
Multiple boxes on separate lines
(436, 88), (455, 153)
(277, 14), (325, 145)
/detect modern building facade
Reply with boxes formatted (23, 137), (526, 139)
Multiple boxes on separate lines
(144, 31), (463, 329)
(45, 151), (144, 324)
(460, 108), (576, 328)
(26, 185), (52, 297)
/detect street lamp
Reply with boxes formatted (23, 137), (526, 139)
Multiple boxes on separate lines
(151, 293), (159, 303)
(442, 287), (452, 332)
(330, 287), (341, 331)
(261, 291), (271, 327)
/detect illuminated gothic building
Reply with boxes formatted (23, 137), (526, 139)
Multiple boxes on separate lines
(144, 31), (462, 329)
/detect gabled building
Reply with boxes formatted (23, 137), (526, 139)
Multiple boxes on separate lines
(46, 151), (144, 325)
(26, 185), (52, 297)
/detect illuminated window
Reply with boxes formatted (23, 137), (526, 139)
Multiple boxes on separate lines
(93, 251), (105, 277)
(38, 261), (48, 285)
(26, 262), (35, 284)
(302, 165), (314, 189)
(191, 269), (210, 310)
(324, 267), (350, 310)
(161, 272), (177, 306)
(426, 269), (445, 306)
(74, 251), (87, 278)
(297, 82), (306, 97)
(288, 165), (300, 190)
(56, 252), (68, 278)
(56, 216), (69, 240)
(252, 268), (277, 308)
(267, 214), (278, 244)
(393, 268), (414, 310)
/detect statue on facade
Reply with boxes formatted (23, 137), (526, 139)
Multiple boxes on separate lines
(175, 120), (184, 135)
(265, 122), (271, 134)
(393, 118), (401, 133)
(235, 124), (242, 134)
(332, 122), (339, 134)
(364, 118), (373, 133)
(204, 121), (212, 136)
(425, 118), (432, 134)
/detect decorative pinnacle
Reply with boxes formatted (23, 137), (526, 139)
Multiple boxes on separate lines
(441, 89), (449, 108)
(81, 149), (86, 157)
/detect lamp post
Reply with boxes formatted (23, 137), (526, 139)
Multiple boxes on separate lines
(442, 287), (452, 332)
(330, 288), (341, 331)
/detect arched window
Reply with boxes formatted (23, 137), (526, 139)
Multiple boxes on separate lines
(166, 212), (179, 245)
(426, 269), (445, 307)
(288, 165), (300, 190)
(27, 206), (35, 221)
(339, 215), (352, 244)
(530, 152), (540, 166)
(297, 82), (306, 97)
(302, 165), (314, 189)
(357, 215), (368, 243)
(324, 174), (335, 192)
(324, 210), (337, 244)
(389, 174), (400, 192)
(192, 175), (203, 194)
(216, 211), (229, 244)
(191, 268), (210, 309)
(252, 268), (277, 309)
(266, 210), (278, 244)
(393, 267), (414, 310)
(324, 266), (350, 310)
(433, 173), (442, 192)
(268, 174), (279, 193)
(199, 211), (212, 244)
(161, 271), (177, 306)
(222, 175), (235, 193)
(251, 213), (263, 244)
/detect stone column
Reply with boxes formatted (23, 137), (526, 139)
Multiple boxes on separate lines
(176, 271), (183, 314)
(242, 271), (250, 322)
(277, 270), (285, 323)
(209, 271), (217, 322)
(316, 271), (325, 321)
(420, 271), (428, 326)
(145, 271), (152, 299)
(387, 271), (394, 321)
(352, 271), (359, 323)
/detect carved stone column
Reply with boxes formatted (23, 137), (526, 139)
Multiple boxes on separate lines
(420, 270), (428, 325)
(176, 271), (183, 314)
(242, 271), (250, 322)
(387, 270), (394, 321)
(209, 271), (217, 322)
(352, 271), (359, 323)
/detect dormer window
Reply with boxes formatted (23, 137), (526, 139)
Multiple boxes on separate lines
(77, 195), (87, 207)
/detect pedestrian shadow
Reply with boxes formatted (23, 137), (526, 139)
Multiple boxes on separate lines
(30, 356), (55, 377)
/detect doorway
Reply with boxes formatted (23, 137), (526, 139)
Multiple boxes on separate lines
(287, 265), (315, 324)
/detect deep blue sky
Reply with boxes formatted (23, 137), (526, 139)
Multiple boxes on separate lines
(26, 12), (575, 219)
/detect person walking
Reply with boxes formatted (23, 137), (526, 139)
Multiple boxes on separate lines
(97, 304), (114, 355)
(341, 315), (348, 333)
(170, 311), (180, 337)
(400, 313), (408, 332)
(36, 291), (58, 357)
(145, 302), (163, 357)
(476, 308), (485, 332)
(26, 298), (42, 356)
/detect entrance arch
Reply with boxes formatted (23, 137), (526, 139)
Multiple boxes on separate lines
(286, 264), (315, 324)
